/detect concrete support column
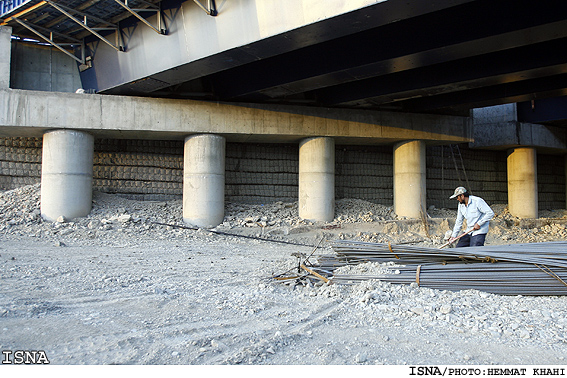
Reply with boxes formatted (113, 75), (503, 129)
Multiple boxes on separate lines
(41, 130), (94, 221)
(0, 26), (12, 89)
(183, 134), (225, 228)
(507, 147), (538, 218)
(298, 137), (335, 222)
(393, 140), (426, 218)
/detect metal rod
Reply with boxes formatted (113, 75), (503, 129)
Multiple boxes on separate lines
(13, 18), (82, 43)
(47, 2), (118, 28)
(439, 229), (473, 248)
(315, 240), (567, 296)
(12, 18), (84, 63)
(46, 0), (123, 51)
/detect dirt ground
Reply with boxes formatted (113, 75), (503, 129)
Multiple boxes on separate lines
(1, 185), (567, 371)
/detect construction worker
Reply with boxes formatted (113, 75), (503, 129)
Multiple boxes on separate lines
(448, 187), (494, 247)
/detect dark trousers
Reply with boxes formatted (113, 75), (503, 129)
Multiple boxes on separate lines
(456, 233), (486, 248)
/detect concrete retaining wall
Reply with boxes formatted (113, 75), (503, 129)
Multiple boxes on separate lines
(10, 42), (83, 93)
(93, 139), (183, 200)
(226, 143), (298, 203)
(0, 137), (564, 210)
(538, 154), (566, 210)
(336, 145), (393, 203)
(427, 146), (509, 209)
(0, 137), (42, 189)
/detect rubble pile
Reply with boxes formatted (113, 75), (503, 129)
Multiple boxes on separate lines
(222, 198), (395, 229)
(1, 184), (567, 248)
(334, 199), (395, 223)
(301, 278), (567, 348)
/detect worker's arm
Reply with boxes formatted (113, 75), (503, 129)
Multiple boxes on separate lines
(474, 198), (494, 228)
(450, 206), (465, 240)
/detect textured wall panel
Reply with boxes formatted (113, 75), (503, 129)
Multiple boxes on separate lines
(0, 137), (564, 210)
(426, 145), (509, 209)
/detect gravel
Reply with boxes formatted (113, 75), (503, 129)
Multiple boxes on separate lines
(1, 184), (566, 365)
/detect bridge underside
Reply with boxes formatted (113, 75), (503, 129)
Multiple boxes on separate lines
(96, 0), (567, 118)
(3, 0), (567, 119)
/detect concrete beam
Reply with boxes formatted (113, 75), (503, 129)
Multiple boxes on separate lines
(472, 103), (517, 125)
(472, 121), (567, 153)
(0, 89), (471, 144)
(471, 104), (567, 153)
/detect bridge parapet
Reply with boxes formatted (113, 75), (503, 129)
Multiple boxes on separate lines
(0, 0), (31, 17)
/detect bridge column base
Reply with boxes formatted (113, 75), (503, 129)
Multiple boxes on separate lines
(299, 137), (335, 222)
(393, 140), (426, 219)
(183, 134), (225, 228)
(508, 147), (538, 218)
(40, 129), (94, 221)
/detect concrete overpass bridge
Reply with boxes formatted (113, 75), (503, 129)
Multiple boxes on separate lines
(4, 0), (567, 115)
(1, 0), (567, 227)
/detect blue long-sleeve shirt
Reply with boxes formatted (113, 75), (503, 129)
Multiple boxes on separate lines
(451, 195), (494, 237)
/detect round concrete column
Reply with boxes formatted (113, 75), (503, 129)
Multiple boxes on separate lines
(41, 129), (94, 221)
(299, 137), (335, 222)
(393, 140), (426, 219)
(183, 134), (225, 228)
(507, 147), (538, 218)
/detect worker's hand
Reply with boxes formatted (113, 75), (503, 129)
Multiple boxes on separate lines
(448, 237), (457, 243)
(473, 223), (480, 230)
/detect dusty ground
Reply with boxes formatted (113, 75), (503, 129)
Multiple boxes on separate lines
(1, 184), (567, 367)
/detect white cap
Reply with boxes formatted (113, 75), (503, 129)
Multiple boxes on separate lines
(449, 186), (467, 199)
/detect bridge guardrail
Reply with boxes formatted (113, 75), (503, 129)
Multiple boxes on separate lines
(1, 0), (32, 18)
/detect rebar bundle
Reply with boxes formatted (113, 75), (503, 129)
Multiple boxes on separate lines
(309, 241), (567, 296)
(331, 240), (567, 268)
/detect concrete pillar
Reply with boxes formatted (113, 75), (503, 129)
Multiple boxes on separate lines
(0, 26), (12, 89)
(41, 130), (94, 221)
(393, 140), (426, 218)
(507, 147), (538, 218)
(183, 134), (225, 228)
(298, 137), (335, 222)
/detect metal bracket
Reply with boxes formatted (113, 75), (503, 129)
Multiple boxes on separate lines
(45, 0), (124, 52)
(78, 55), (92, 72)
(114, 0), (166, 35)
(193, 0), (217, 16)
(11, 17), (85, 64)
